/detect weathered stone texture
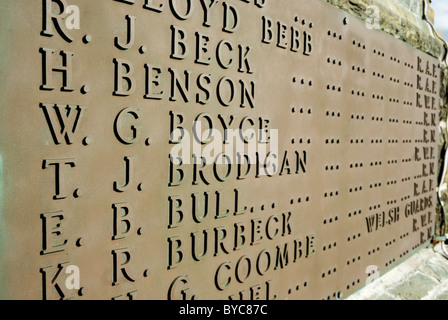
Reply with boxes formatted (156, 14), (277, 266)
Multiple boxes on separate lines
(323, 0), (444, 59)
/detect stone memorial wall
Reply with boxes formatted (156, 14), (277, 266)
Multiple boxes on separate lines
(0, 0), (442, 300)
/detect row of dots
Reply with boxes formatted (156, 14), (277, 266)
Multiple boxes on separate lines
(346, 256), (362, 265)
(385, 239), (396, 247)
(322, 241), (338, 251)
(321, 267), (338, 278)
(323, 216), (339, 224)
(287, 281), (308, 295)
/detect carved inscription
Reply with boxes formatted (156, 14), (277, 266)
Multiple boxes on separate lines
(0, 0), (440, 300)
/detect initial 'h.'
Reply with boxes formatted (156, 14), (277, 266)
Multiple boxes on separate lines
(40, 48), (74, 92)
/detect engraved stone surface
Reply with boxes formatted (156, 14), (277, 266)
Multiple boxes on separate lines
(0, 0), (441, 300)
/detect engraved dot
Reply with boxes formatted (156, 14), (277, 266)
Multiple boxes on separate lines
(140, 46), (148, 54)
(76, 238), (83, 247)
(145, 138), (151, 146)
(138, 183), (144, 191)
(78, 288), (85, 297)
(83, 137), (91, 146)
(73, 189), (81, 198)
(81, 85), (90, 94)
(137, 227), (143, 236)
(343, 17), (348, 25)
(83, 34), (92, 44)
(143, 269), (150, 277)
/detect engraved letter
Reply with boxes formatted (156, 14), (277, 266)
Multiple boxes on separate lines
(217, 40), (234, 69)
(42, 0), (74, 42)
(197, 73), (212, 104)
(40, 262), (77, 300)
(143, 0), (164, 12)
(112, 203), (132, 240)
(40, 48), (74, 91)
(238, 45), (254, 74)
(262, 16), (273, 44)
(144, 64), (164, 100)
(168, 236), (183, 269)
(40, 103), (86, 145)
(40, 210), (68, 255)
(171, 25), (189, 60)
(200, 0), (219, 27)
(240, 80), (255, 108)
(42, 158), (76, 200)
(113, 156), (135, 193)
(112, 248), (136, 286)
(169, 0), (194, 20)
(191, 229), (208, 261)
(114, 108), (141, 145)
(169, 68), (191, 102)
(114, 59), (136, 96)
(168, 275), (195, 300)
(303, 31), (312, 56)
(195, 32), (212, 65)
(223, 3), (240, 33)
(169, 196), (184, 228)
(115, 15), (136, 50)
